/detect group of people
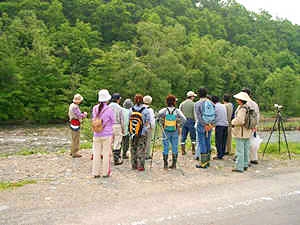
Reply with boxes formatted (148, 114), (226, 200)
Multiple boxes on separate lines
(68, 87), (260, 178)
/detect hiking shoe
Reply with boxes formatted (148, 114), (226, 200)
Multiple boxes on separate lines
(94, 175), (101, 178)
(244, 167), (248, 171)
(232, 169), (243, 173)
(250, 160), (258, 164)
(72, 153), (82, 158)
(137, 167), (145, 171)
(213, 156), (223, 160)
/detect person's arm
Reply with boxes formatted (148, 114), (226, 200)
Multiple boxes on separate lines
(149, 109), (155, 129)
(73, 105), (87, 119)
(177, 109), (187, 123)
(232, 107), (246, 126)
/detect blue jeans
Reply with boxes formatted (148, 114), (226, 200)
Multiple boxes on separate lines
(235, 138), (250, 171)
(181, 119), (196, 145)
(163, 130), (179, 155)
(196, 123), (212, 158)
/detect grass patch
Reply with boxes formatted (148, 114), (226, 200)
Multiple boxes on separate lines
(0, 180), (37, 191)
(80, 142), (92, 149)
(258, 120), (300, 131)
(0, 148), (49, 158)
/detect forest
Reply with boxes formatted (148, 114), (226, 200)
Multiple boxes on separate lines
(0, 0), (300, 123)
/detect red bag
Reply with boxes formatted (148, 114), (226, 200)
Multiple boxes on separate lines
(70, 119), (80, 131)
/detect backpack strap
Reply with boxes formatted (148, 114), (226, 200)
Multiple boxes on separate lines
(138, 107), (145, 113)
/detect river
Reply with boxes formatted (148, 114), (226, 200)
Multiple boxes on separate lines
(0, 125), (299, 155)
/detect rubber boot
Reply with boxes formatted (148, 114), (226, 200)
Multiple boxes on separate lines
(192, 143), (196, 155)
(113, 149), (123, 166)
(163, 154), (168, 169)
(169, 154), (178, 169)
(181, 144), (186, 155)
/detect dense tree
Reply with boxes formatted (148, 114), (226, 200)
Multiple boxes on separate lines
(1, 0), (300, 123)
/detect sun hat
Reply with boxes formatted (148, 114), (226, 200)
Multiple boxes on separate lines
(123, 99), (133, 109)
(143, 95), (152, 104)
(73, 94), (83, 104)
(187, 91), (197, 97)
(98, 89), (111, 102)
(233, 92), (251, 102)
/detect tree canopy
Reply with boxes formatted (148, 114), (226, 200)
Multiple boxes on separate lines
(1, 0), (300, 123)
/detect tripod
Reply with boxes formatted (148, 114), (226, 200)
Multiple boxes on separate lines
(262, 107), (291, 160)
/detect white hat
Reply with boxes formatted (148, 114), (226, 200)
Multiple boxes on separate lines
(98, 89), (111, 102)
(143, 95), (152, 104)
(73, 94), (83, 103)
(187, 91), (197, 97)
(233, 92), (251, 102)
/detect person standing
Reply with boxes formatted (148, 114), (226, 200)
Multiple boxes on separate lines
(92, 89), (114, 178)
(109, 93), (125, 165)
(223, 94), (234, 155)
(242, 88), (260, 164)
(232, 92), (253, 173)
(121, 99), (133, 159)
(68, 94), (87, 158)
(158, 95), (186, 169)
(143, 95), (156, 160)
(179, 91), (197, 156)
(129, 94), (150, 171)
(194, 88), (215, 169)
(211, 96), (228, 160)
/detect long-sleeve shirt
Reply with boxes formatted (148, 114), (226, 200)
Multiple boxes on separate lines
(129, 104), (150, 136)
(144, 104), (155, 129)
(214, 103), (229, 127)
(92, 103), (115, 137)
(194, 98), (210, 126)
(109, 102), (125, 130)
(68, 103), (86, 121)
(247, 100), (260, 125)
(122, 108), (130, 136)
(158, 107), (187, 128)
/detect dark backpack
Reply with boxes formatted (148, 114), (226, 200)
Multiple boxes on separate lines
(129, 107), (145, 137)
(242, 105), (258, 129)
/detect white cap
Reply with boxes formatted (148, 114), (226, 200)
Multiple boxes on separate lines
(187, 91), (197, 97)
(143, 95), (152, 104)
(73, 94), (83, 103)
(98, 89), (111, 102)
(233, 92), (251, 102)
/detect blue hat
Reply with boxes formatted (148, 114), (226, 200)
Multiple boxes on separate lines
(111, 93), (121, 100)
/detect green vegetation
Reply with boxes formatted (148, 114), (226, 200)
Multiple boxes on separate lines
(1, 0), (300, 123)
(258, 121), (300, 131)
(0, 148), (49, 157)
(0, 180), (37, 191)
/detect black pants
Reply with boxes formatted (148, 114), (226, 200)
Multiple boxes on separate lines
(215, 126), (228, 159)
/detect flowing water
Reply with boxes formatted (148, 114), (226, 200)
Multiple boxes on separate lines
(0, 125), (299, 155)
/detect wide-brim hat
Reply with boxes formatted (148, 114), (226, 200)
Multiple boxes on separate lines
(98, 89), (111, 102)
(187, 91), (197, 97)
(73, 94), (83, 103)
(143, 95), (152, 104)
(233, 92), (251, 102)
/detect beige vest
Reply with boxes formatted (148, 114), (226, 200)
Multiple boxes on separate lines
(231, 106), (252, 139)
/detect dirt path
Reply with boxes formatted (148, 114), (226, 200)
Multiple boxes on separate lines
(1, 148), (300, 224)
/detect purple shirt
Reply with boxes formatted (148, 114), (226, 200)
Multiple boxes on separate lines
(92, 103), (115, 137)
(73, 105), (86, 119)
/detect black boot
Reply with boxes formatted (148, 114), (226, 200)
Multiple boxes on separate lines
(113, 149), (123, 166)
(196, 153), (209, 169)
(192, 143), (196, 155)
(169, 154), (178, 169)
(163, 154), (168, 169)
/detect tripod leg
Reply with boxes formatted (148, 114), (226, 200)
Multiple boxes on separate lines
(262, 117), (278, 159)
(278, 116), (281, 154)
(280, 118), (292, 160)
(150, 122), (159, 169)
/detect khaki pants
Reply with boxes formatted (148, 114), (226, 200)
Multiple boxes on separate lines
(92, 136), (112, 176)
(71, 130), (80, 155)
(112, 124), (123, 150)
(145, 128), (153, 158)
(226, 126), (232, 154)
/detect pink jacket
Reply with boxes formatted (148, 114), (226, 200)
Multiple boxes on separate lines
(92, 103), (115, 137)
